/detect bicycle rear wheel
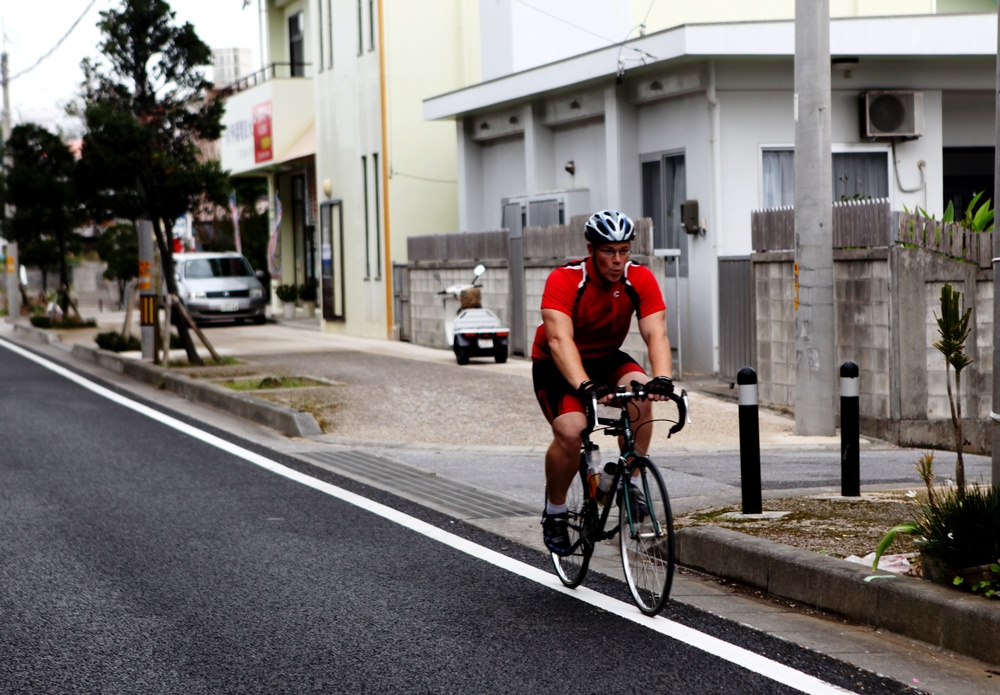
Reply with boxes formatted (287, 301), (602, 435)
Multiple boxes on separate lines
(551, 466), (594, 588)
(619, 458), (675, 615)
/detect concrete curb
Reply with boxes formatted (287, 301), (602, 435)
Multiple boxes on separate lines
(11, 324), (321, 438)
(678, 525), (1000, 666)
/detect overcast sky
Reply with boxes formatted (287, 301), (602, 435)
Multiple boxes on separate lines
(2, 0), (262, 135)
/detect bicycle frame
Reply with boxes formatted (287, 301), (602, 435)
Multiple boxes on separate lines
(575, 382), (688, 549)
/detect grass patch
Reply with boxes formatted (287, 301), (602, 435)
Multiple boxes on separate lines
(218, 376), (327, 391)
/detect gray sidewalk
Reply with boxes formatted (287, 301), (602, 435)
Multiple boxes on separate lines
(3, 312), (999, 693)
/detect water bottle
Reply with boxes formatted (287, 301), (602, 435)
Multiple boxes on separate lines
(585, 444), (602, 498)
(596, 464), (614, 506)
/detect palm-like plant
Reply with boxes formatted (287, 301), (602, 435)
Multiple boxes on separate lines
(933, 283), (972, 496)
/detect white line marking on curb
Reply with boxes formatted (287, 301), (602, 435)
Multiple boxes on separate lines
(1, 337), (854, 695)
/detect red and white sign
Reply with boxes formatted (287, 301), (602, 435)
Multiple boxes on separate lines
(253, 101), (273, 163)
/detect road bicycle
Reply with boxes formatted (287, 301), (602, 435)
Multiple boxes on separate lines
(550, 381), (688, 616)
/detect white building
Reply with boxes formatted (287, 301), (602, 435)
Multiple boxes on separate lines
(425, 11), (998, 375)
(212, 47), (254, 87)
(219, 0), (479, 338)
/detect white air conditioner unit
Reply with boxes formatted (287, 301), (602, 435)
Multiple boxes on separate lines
(861, 91), (923, 139)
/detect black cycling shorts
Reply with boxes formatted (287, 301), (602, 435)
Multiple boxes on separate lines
(532, 350), (646, 424)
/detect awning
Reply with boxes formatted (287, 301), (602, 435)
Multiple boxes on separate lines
(277, 124), (315, 165)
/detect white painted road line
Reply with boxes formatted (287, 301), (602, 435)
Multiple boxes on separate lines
(1, 337), (855, 695)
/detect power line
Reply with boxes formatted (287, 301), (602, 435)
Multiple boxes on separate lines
(6, 0), (102, 83)
(513, 0), (619, 44)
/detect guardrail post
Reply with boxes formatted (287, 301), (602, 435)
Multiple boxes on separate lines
(737, 367), (762, 514)
(840, 360), (860, 497)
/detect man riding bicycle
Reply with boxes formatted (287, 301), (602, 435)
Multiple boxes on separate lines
(533, 209), (674, 556)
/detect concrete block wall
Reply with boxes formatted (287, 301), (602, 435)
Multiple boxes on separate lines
(974, 279), (993, 422)
(835, 254), (891, 420)
(409, 255), (663, 373)
(752, 245), (994, 454)
(408, 263), (511, 350)
(753, 258), (795, 409)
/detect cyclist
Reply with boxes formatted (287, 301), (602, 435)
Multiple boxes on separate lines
(533, 209), (674, 555)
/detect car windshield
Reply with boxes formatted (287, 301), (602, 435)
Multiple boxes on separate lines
(184, 257), (255, 279)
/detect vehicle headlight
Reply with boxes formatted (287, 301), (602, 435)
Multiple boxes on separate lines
(189, 290), (207, 299)
(250, 288), (263, 298)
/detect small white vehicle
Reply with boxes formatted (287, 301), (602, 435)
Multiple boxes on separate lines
(437, 264), (510, 365)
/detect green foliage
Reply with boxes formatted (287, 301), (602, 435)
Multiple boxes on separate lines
(933, 284), (972, 375)
(943, 191), (994, 232)
(933, 284), (972, 492)
(954, 563), (1000, 598)
(916, 484), (1000, 569)
(29, 315), (97, 329)
(914, 451), (936, 507)
(276, 284), (298, 302)
(2, 123), (84, 298)
(96, 330), (142, 352)
(95, 223), (139, 307)
(874, 483), (1000, 591)
(75, 0), (228, 365)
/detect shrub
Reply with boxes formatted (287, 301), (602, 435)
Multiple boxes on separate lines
(276, 284), (297, 302)
(96, 331), (141, 352)
(299, 277), (318, 302)
(30, 315), (96, 329)
(916, 483), (1000, 570)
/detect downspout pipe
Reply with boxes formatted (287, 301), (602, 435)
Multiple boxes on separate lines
(707, 61), (723, 374)
(378, 0), (394, 337)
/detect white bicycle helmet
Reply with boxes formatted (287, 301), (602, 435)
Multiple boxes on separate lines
(584, 209), (636, 244)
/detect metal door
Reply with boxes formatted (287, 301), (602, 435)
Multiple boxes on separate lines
(320, 201), (345, 321)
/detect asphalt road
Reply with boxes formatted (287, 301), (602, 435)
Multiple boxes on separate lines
(0, 340), (921, 694)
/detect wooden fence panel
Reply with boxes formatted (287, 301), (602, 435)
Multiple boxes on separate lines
(893, 212), (993, 266)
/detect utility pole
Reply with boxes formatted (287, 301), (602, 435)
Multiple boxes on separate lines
(793, 0), (835, 435)
(1, 51), (10, 143)
(992, 5), (1000, 489)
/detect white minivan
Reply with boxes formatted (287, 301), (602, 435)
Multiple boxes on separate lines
(173, 252), (267, 325)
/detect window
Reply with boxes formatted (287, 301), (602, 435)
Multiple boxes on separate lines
(761, 149), (889, 205)
(373, 153), (382, 278)
(317, 2), (327, 71)
(833, 152), (889, 201)
(327, 0), (335, 68)
(288, 12), (305, 77)
(362, 155), (371, 278)
(357, 0), (364, 55)
(641, 153), (688, 276)
(943, 147), (995, 215)
(761, 150), (794, 208)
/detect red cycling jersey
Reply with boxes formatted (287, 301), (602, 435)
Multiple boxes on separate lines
(531, 256), (665, 361)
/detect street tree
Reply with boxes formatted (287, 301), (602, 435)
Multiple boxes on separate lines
(76, 0), (227, 364)
(95, 222), (139, 308)
(1, 123), (82, 311)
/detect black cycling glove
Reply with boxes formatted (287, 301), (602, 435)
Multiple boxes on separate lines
(644, 376), (674, 397)
(578, 379), (612, 402)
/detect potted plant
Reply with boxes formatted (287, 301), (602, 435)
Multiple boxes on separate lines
(275, 283), (298, 319)
(299, 277), (318, 318)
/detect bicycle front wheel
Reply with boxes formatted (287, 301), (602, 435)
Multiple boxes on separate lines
(551, 466), (594, 588)
(619, 458), (675, 615)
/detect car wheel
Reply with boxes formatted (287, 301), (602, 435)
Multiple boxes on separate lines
(454, 338), (470, 365)
(494, 345), (508, 364)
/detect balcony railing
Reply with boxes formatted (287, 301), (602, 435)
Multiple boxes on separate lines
(217, 62), (313, 97)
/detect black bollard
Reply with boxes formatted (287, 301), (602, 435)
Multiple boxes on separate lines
(840, 360), (860, 497)
(737, 367), (762, 514)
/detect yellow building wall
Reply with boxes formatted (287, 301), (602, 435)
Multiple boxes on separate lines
(313, 0), (479, 339)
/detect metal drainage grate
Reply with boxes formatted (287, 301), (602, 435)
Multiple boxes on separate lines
(304, 449), (537, 520)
